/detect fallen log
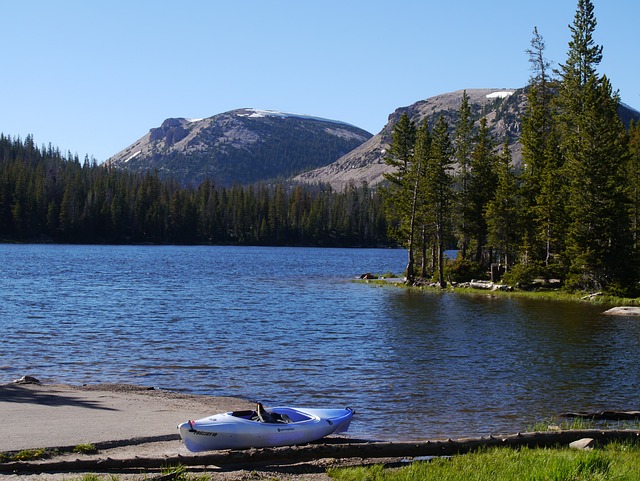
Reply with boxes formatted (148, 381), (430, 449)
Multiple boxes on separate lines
(2, 430), (640, 473)
(561, 411), (640, 421)
(469, 280), (493, 289)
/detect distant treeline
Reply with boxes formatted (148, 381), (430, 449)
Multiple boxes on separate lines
(0, 134), (389, 247)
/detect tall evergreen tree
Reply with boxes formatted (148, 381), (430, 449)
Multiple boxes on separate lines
(629, 121), (640, 250)
(533, 127), (567, 270)
(557, 0), (634, 291)
(454, 91), (474, 259)
(563, 76), (633, 291)
(412, 120), (432, 279)
(424, 116), (454, 287)
(468, 117), (498, 264)
(520, 26), (563, 268)
(402, 120), (429, 282)
(559, 0), (602, 89)
(485, 139), (518, 270)
(382, 113), (419, 280)
(384, 113), (416, 185)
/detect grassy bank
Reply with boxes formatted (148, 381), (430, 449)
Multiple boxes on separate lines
(9, 440), (640, 480)
(447, 286), (639, 306)
(328, 442), (640, 480)
(360, 277), (640, 307)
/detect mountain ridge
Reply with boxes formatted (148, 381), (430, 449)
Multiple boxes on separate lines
(106, 109), (372, 186)
(295, 88), (640, 189)
(294, 88), (524, 189)
(106, 90), (640, 189)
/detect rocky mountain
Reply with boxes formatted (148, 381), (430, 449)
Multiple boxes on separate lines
(295, 88), (640, 190)
(106, 109), (372, 186)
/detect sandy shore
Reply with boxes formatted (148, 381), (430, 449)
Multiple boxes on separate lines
(0, 381), (254, 453)
(0, 381), (365, 480)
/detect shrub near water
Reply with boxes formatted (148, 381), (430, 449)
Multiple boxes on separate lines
(446, 258), (486, 283)
(328, 444), (640, 480)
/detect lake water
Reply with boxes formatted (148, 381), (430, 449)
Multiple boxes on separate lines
(1, 244), (639, 441)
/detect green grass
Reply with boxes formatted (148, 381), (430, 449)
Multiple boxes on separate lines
(528, 417), (598, 432)
(159, 463), (211, 481)
(3, 443), (639, 480)
(358, 276), (640, 306)
(328, 443), (640, 480)
(528, 417), (640, 435)
(72, 443), (98, 454)
(0, 448), (49, 462)
(71, 476), (118, 481)
(0, 445), (97, 463)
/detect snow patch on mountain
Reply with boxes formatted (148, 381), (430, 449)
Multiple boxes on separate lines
(486, 91), (514, 99)
(237, 108), (356, 127)
(124, 151), (141, 163)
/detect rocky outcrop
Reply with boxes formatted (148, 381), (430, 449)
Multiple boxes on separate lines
(149, 118), (188, 144)
(602, 306), (640, 316)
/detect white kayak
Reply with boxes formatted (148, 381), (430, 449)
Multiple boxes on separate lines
(178, 405), (354, 452)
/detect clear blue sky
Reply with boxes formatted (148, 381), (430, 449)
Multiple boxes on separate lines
(2, 0), (638, 162)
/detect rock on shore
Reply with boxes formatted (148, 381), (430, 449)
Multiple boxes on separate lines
(602, 306), (640, 316)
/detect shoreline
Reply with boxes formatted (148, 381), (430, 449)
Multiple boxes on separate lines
(360, 278), (640, 309)
(0, 381), (365, 480)
(0, 381), (255, 453)
(4, 381), (640, 481)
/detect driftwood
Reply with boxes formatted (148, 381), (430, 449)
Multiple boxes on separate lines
(2, 430), (640, 474)
(561, 411), (640, 421)
(469, 280), (494, 289)
(580, 292), (603, 300)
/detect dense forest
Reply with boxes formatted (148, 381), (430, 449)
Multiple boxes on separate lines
(0, 134), (388, 247)
(383, 0), (640, 295)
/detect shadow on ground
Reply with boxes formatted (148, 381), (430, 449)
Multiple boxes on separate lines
(0, 384), (118, 411)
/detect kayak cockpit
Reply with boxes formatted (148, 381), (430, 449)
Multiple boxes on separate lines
(230, 404), (315, 424)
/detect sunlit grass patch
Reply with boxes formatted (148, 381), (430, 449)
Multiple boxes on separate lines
(0, 448), (50, 462)
(72, 443), (98, 454)
(328, 444), (640, 481)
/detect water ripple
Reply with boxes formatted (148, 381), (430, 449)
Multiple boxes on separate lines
(1, 245), (639, 440)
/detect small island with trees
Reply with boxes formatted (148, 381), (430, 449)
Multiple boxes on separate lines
(382, 0), (640, 298)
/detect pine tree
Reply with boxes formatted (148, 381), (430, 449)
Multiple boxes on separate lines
(402, 120), (429, 281)
(412, 120), (432, 279)
(558, 0), (635, 292)
(563, 76), (633, 291)
(424, 116), (454, 287)
(485, 139), (518, 270)
(382, 113), (419, 280)
(454, 91), (474, 259)
(533, 127), (567, 271)
(520, 26), (563, 269)
(559, 0), (602, 89)
(468, 117), (498, 264)
(629, 121), (640, 249)
(384, 113), (416, 185)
